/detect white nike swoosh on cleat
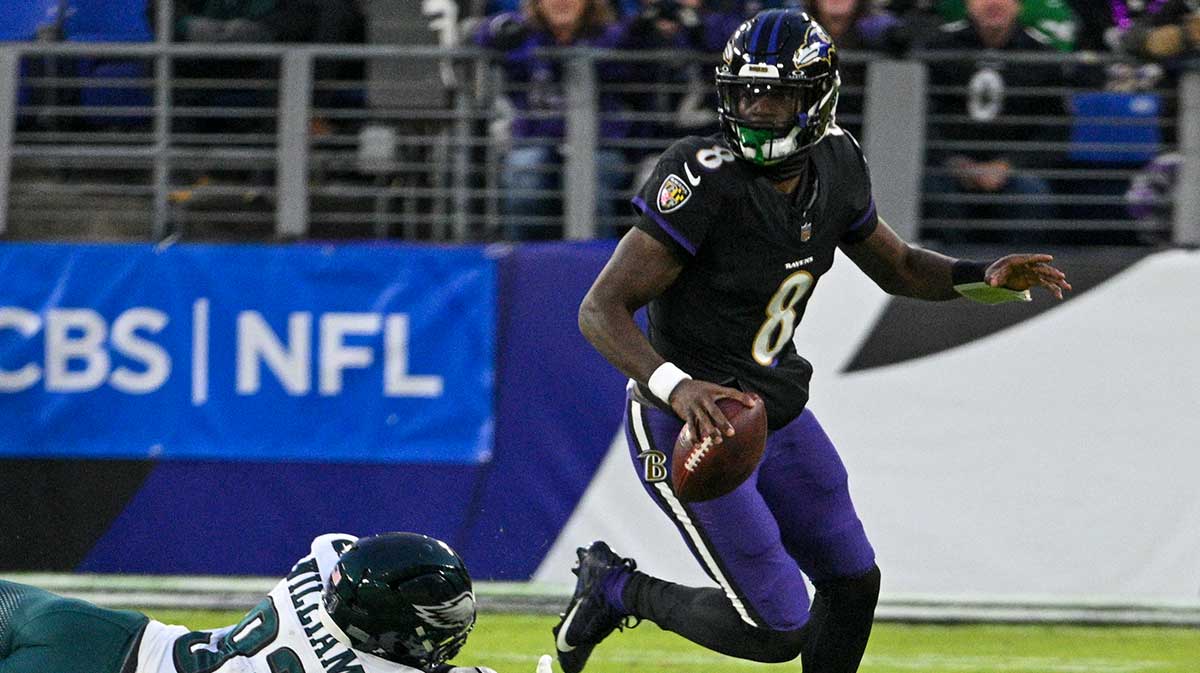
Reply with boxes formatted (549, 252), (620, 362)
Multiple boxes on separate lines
(556, 602), (582, 653)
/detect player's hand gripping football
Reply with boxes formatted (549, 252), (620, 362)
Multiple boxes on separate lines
(984, 254), (1072, 300)
(669, 380), (758, 446)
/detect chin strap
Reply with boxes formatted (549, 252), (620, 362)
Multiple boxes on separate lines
(730, 120), (810, 181)
(737, 127), (776, 164)
(737, 126), (810, 178)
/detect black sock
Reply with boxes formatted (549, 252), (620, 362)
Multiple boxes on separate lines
(621, 565), (880, 671)
(621, 571), (805, 663)
(799, 565), (881, 673)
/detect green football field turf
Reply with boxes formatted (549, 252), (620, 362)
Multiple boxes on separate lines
(146, 610), (1199, 673)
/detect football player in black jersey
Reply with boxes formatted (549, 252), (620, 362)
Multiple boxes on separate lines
(553, 8), (1071, 673)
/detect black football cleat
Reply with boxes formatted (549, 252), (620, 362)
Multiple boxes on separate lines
(552, 541), (640, 673)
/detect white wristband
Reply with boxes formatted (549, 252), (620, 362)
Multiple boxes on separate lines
(648, 362), (691, 403)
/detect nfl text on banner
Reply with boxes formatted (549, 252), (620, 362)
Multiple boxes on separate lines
(0, 243), (497, 464)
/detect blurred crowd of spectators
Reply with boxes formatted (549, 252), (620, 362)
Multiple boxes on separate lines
(469, 0), (1200, 65)
(467, 0), (1199, 241)
(7, 0), (1199, 242)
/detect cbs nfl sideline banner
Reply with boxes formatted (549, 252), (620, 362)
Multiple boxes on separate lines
(4, 241), (1198, 605)
(0, 242), (496, 464)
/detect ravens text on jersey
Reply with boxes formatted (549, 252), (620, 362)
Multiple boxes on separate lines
(631, 129), (877, 429)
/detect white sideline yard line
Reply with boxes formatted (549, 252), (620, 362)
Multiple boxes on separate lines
(3, 574), (1200, 625)
(479, 651), (1169, 673)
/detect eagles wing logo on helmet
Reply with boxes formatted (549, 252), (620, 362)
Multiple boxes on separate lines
(413, 590), (476, 629)
(793, 25), (834, 71)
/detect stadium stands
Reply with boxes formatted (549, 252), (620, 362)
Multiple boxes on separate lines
(0, 2), (1195, 245)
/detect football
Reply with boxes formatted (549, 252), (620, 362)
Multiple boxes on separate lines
(671, 394), (767, 503)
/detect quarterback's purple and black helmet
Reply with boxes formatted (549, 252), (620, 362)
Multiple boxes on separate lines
(716, 9), (840, 165)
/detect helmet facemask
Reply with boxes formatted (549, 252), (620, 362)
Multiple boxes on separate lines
(716, 72), (839, 165)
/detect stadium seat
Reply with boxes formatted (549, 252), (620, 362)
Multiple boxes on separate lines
(1054, 92), (1163, 242)
(0, 0), (60, 41)
(78, 59), (152, 128)
(58, 0), (152, 128)
(63, 0), (152, 42)
(16, 59), (35, 125)
(1068, 92), (1163, 165)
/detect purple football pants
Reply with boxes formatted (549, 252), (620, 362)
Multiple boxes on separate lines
(624, 386), (876, 631)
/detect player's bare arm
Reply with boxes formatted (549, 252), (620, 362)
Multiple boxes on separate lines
(579, 229), (681, 382)
(579, 229), (755, 444)
(840, 216), (1072, 301)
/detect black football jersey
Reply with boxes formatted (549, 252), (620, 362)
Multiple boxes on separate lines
(632, 130), (877, 430)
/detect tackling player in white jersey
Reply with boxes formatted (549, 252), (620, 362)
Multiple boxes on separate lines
(0, 532), (551, 673)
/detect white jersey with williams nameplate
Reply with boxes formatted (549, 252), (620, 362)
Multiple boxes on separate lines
(134, 534), (423, 673)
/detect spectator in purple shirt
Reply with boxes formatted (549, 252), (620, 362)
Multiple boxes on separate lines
(476, 0), (634, 240)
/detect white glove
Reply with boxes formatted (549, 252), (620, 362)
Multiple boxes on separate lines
(537, 655), (553, 673)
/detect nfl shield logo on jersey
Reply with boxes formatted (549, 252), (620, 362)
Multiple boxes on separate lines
(657, 174), (692, 213)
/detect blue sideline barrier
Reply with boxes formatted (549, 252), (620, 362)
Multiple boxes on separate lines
(0, 241), (625, 579)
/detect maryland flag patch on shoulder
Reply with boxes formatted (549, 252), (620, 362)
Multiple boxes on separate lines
(657, 174), (692, 213)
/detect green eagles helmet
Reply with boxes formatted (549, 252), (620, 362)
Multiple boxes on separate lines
(716, 9), (840, 165)
(321, 532), (476, 668)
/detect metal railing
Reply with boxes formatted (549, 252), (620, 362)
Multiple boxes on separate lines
(912, 49), (1198, 245)
(0, 42), (1196, 245)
